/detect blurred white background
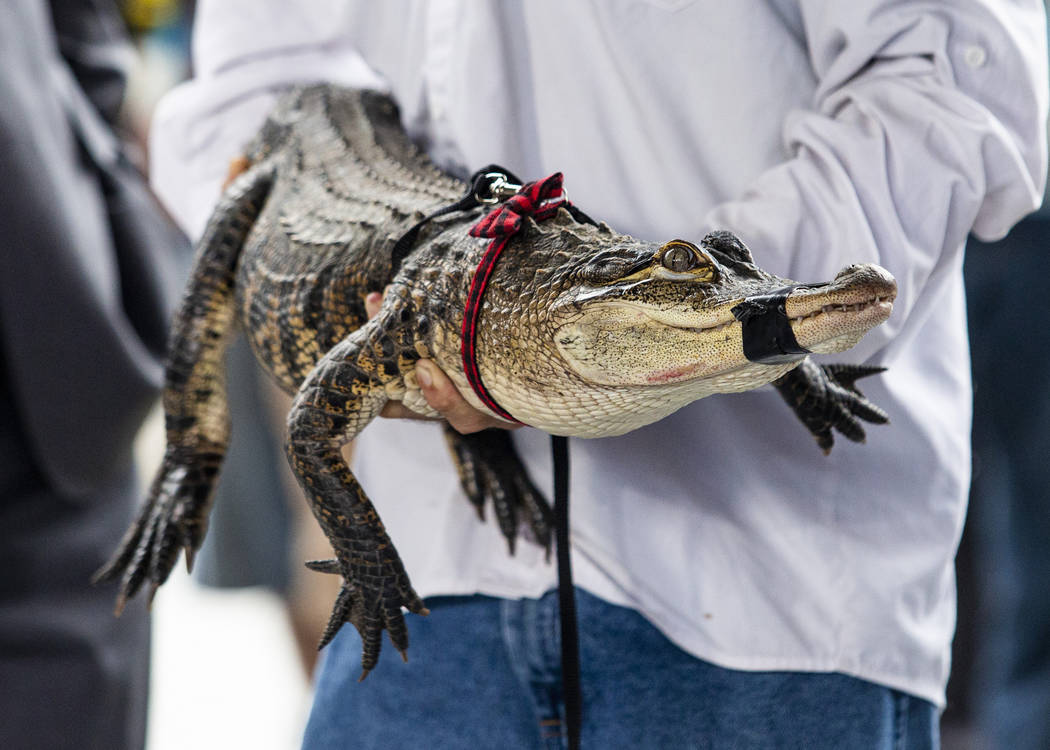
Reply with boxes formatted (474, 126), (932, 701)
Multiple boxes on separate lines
(136, 408), (312, 750)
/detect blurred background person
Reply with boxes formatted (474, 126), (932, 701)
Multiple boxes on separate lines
(0, 0), (188, 748)
(964, 189), (1050, 750)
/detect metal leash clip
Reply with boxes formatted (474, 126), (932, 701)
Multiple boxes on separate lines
(474, 172), (523, 204)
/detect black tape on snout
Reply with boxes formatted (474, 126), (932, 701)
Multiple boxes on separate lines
(731, 284), (814, 364)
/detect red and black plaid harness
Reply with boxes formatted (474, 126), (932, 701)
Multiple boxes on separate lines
(390, 167), (590, 749)
(462, 172), (572, 422)
(391, 167), (591, 422)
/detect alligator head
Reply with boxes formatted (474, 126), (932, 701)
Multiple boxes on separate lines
(475, 214), (896, 437)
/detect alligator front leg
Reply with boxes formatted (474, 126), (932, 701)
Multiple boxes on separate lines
(443, 426), (553, 557)
(286, 327), (428, 679)
(773, 358), (889, 453)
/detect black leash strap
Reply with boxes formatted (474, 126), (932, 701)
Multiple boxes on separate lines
(391, 167), (587, 747)
(390, 164), (596, 273)
(552, 434), (581, 750)
(389, 164), (524, 271)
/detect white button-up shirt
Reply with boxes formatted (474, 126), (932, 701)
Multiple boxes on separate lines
(150, 0), (1048, 707)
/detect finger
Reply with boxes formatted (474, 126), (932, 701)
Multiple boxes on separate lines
(417, 360), (516, 434)
(222, 155), (252, 190)
(365, 291), (383, 319)
(379, 400), (442, 421)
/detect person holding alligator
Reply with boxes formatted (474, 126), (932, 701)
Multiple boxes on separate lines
(139, 1), (1047, 748)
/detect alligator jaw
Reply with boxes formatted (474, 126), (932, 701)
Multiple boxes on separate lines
(553, 262), (896, 391)
(783, 263), (897, 354)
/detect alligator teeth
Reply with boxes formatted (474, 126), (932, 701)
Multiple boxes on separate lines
(789, 297), (883, 324)
(690, 295), (887, 332)
(683, 319), (734, 335)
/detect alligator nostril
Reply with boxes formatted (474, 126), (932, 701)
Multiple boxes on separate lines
(835, 265), (860, 280)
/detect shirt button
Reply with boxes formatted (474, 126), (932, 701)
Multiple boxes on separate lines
(963, 44), (987, 69)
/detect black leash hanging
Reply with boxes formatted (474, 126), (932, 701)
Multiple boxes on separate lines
(391, 167), (590, 749)
(552, 434), (581, 750)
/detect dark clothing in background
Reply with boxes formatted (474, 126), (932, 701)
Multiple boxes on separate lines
(0, 0), (188, 748)
(962, 215), (1050, 750)
(0, 0), (181, 497)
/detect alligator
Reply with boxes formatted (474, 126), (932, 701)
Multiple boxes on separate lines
(95, 84), (897, 678)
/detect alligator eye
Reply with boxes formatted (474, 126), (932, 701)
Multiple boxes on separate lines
(655, 240), (718, 282)
(658, 240), (708, 272)
(662, 244), (695, 272)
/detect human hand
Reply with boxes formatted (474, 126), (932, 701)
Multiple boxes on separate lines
(222, 155), (252, 189)
(366, 292), (519, 434)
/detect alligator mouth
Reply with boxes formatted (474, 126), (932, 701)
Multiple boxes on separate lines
(783, 265), (897, 354)
(555, 263), (896, 388)
(795, 297), (892, 318)
(641, 264), (896, 337)
(644, 291), (892, 382)
(787, 292), (895, 331)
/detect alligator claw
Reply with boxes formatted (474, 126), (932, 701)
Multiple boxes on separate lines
(774, 359), (889, 454)
(146, 581), (161, 611)
(443, 425), (553, 558)
(313, 561), (429, 680)
(92, 447), (222, 612)
(305, 558), (342, 575)
(318, 584), (356, 650)
(112, 591), (129, 618)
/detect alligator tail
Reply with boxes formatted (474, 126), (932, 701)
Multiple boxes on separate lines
(93, 166), (275, 613)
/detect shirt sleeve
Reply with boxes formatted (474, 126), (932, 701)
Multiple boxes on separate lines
(703, 0), (1048, 344)
(148, 0), (387, 240)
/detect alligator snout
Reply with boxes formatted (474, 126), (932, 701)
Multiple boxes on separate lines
(832, 263), (897, 291)
(731, 263), (897, 365)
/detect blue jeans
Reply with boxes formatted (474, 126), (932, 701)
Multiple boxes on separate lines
(302, 588), (938, 749)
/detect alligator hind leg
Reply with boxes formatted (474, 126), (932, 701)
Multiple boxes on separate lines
(443, 426), (553, 557)
(94, 168), (274, 611)
(286, 323), (428, 679)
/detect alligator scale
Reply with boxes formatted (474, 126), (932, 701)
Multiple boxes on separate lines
(97, 84), (897, 677)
